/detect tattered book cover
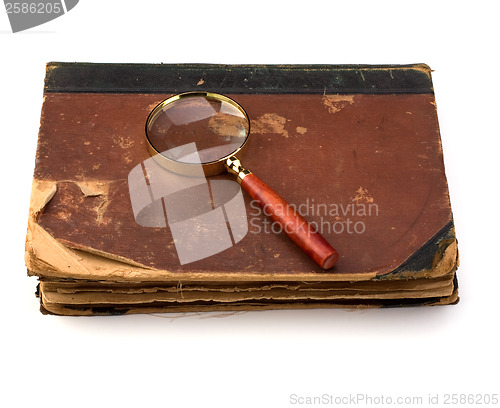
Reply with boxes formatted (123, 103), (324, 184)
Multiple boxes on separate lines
(25, 63), (458, 315)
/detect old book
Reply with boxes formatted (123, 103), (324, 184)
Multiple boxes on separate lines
(25, 62), (459, 315)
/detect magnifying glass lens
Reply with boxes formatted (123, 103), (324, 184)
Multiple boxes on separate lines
(147, 95), (249, 164)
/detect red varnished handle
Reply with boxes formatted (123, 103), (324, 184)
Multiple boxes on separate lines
(241, 173), (339, 269)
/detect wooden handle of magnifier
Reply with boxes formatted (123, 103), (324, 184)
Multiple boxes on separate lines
(239, 173), (339, 270)
(226, 157), (338, 269)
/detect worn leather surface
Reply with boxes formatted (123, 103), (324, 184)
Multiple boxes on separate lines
(34, 91), (454, 276)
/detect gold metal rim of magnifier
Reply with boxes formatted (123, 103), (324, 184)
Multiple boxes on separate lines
(145, 91), (251, 177)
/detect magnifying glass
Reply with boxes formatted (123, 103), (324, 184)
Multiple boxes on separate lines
(145, 92), (339, 269)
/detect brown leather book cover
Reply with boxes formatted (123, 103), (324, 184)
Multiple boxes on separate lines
(25, 63), (458, 315)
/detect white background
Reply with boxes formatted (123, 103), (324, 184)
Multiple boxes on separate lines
(1, 1), (499, 407)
